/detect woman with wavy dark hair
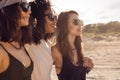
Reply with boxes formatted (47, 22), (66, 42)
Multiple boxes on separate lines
(26, 0), (57, 80)
(0, 0), (33, 80)
(52, 10), (94, 80)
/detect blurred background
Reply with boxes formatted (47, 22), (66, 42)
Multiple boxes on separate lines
(51, 0), (120, 80)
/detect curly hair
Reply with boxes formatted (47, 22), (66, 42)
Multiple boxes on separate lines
(30, 0), (51, 44)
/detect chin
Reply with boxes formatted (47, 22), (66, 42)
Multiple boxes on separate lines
(25, 23), (29, 26)
(76, 34), (80, 36)
(22, 23), (29, 26)
(51, 30), (55, 33)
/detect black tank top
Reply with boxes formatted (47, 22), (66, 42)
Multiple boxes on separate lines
(57, 57), (87, 80)
(0, 44), (33, 80)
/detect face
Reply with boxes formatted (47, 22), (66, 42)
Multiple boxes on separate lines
(44, 8), (57, 34)
(67, 13), (83, 36)
(18, 2), (31, 27)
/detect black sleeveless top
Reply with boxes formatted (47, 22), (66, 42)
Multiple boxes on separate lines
(57, 57), (87, 80)
(0, 44), (33, 80)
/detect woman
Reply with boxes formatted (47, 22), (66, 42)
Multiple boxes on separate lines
(26, 0), (57, 80)
(51, 10), (93, 80)
(0, 0), (33, 80)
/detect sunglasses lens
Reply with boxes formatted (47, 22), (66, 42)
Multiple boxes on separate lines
(20, 3), (30, 12)
(45, 14), (57, 21)
(73, 19), (79, 25)
(73, 19), (83, 26)
(48, 14), (54, 21)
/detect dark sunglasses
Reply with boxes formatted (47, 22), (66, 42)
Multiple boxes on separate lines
(73, 19), (83, 26)
(33, 0), (45, 6)
(19, 2), (31, 12)
(45, 14), (57, 21)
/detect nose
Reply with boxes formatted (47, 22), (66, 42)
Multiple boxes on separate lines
(54, 19), (57, 24)
(28, 10), (31, 14)
(54, 16), (57, 23)
(28, 7), (31, 14)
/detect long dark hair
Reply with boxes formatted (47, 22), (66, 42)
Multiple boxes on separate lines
(0, 3), (32, 46)
(30, 0), (51, 44)
(56, 10), (84, 66)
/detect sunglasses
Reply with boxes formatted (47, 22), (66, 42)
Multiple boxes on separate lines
(45, 14), (57, 21)
(19, 2), (31, 12)
(73, 19), (83, 26)
(33, 0), (45, 6)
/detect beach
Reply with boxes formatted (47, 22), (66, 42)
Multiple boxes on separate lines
(83, 37), (120, 80)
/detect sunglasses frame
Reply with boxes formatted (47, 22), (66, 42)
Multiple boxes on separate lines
(44, 14), (57, 21)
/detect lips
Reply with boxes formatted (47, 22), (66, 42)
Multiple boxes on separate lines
(77, 29), (80, 32)
(21, 16), (30, 19)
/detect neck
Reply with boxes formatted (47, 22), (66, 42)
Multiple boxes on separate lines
(68, 34), (76, 48)
(9, 41), (21, 49)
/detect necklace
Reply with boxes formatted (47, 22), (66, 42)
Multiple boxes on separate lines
(9, 43), (21, 49)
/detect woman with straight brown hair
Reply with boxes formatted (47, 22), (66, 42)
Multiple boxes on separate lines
(52, 10), (94, 80)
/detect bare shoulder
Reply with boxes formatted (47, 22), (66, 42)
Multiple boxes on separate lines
(51, 45), (61, 57)
(0, 46), (6, 61)
(0, 46), (9, 62)
(51, 45), (62, 64)
(0, 46), (9, 73)
(51, 45), (63, 74)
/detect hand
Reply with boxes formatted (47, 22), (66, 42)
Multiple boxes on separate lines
(83, 57), (94, 73)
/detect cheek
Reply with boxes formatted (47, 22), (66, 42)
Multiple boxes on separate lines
(69, 25), (76, 33)
(45, 23), (52, 33)
(45, 25), (55, 33)
(45, 20), (55, 33)
(19, 18), (29, 26)
(45, 21), (50, 30)
(68, 25), (81, 35)
(19, 14), (30, 26)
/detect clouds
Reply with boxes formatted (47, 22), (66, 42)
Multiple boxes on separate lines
(96, 0), (120, 23)
(51, 0), (120, 25)
(108, 0), (120, 10)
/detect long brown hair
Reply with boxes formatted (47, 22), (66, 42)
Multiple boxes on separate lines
(56, 10), (84, 66)
(0, 3), (32, 45)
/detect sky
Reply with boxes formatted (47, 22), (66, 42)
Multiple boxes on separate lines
(51, 0), (120, 25)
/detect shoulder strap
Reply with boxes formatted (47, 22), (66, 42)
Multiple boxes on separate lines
(23, 46), (33, 61)
(0, 43), (10, 54)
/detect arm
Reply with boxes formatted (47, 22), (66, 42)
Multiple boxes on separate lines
(51, 46), (62, 75)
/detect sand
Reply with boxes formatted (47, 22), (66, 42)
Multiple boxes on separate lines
(83, 38), (120, 80)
